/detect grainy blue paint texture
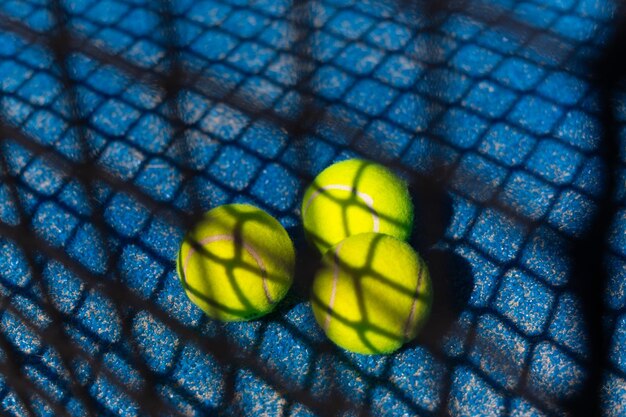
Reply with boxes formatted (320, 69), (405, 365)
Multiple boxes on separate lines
(0, 0), (624, 416)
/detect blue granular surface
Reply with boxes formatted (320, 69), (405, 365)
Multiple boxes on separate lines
(0, 0), (625, 416)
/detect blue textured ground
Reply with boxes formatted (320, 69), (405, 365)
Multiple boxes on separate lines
(0, 0), (625, 416)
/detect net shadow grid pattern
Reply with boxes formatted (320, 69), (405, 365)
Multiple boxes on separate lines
(0, 0), (624, 416)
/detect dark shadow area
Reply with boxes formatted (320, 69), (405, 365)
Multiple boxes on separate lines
(0, 0), (623, 416)
(286, 223), (322, 302)
(408, 173), (454, 252)
(415, 248), (473, 347)
(564, 5), (626, 417)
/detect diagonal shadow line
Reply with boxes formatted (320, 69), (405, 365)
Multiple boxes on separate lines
(0, 119), (194, 230)
(0, 12), (302, 133)
(0, 19), (192, 408)
(0, 10), (450, 292)
(0, 217), (363, 417)
(31, 2), (166, 416)
(413, 0), (593, 62)
(332, 5), (584, 410)
(0, 163), (560, 416)
(1, 5), (593, 199)
(1, 0), (600, 290)
(0, 283), (75, 417)
(404, 27), (605, 417)
(278, 1), (360, 413)
(0, 261), (221, 415)
(565, 5), (626, 416)
(273, 298), (557, 417)
(0, 358), (67, 417)
(0, 108), (90, 417)
(0, 23), (592, 417)
(0, 11), (412, 174)
(0, 127), (247, 416)
(0, 94), (232, 413)
(1, 0), (600, 148)
(0, 288), (174, 417)
(152, 0), (200, 215)
(2, 77), (576, 280)
(81, 0), (197, 412)
(0, 123), (286, 291)
(0, 321), (39, 416)
(0, 155), (186, 413)
(135, 0), (592, 77)
(0, 0), (616, 412)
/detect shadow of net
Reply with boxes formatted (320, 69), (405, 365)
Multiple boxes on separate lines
(0, 0), (624, 416)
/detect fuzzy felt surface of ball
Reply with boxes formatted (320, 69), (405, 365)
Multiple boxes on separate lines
(301, 159), (414, 253)
(311, 233), (432, 354)
(177, 204), (295, 321)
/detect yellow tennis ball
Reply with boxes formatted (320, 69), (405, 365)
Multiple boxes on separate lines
(311, 233), (432, 354)
(177, 204), (295, 321)
(301, 159), (414, 253)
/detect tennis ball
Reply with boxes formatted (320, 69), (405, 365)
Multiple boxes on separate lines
(311, 233), (432, 354)
(301, 159), (413, 253)
(177, 204), (295, 321)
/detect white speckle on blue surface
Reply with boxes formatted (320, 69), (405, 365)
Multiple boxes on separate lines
(521, 226), (571, 287)
(547, 189), (596, 237)
(606, 254), (626, 310)
(1, 310), (42, 355)
(1, 392), (28, 417)
(31, 201), (79, 248)
(97, 141), (146, 180)
(200, 103), (249, 142)
(499, 171), (556, 220)
(124, 39), (165, 69)
(0, 240), (31, 287)
(172, 345), (224, 408)
(24, 110), (68, 144)
(76, 290), (122, 344)
(44, 260), (85, 314)
(90, 356), (140, 417)
(132, 311), (179, 373)
(509, 396), (548, 417)
(527, 342), (585, 400)
(390, 347), (445, 412)
(454, 245), (501, 308)
(119, 245), (165, 298)
(451, 153), (508, 202)
(548, 294), (589, 358)
(494, 269), (555, 336)
(602, 373), (626, 417)
(0, 0), (622, 414)
(91, 99), (141, 137)
(469, 314), (529, 390)
(135, 157), (183, 202)
(448, 366), (505, 417)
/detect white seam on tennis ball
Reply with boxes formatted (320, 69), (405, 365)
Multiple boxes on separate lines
(403, 256), (424, 340)
(323, 240), (345, 331)
(183, 234), (274, 304)
(303, 184), (380, 233)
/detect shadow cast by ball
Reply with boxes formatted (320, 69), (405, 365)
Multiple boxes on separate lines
(413, 248), (473, 349)
(285, 224), (322, 303)
(408, 175), (454, 252)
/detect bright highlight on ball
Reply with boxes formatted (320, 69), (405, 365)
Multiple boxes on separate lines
(177, 204), (295, 321)
(301, 159), (414, 253)
(310, 233), (432, 355)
